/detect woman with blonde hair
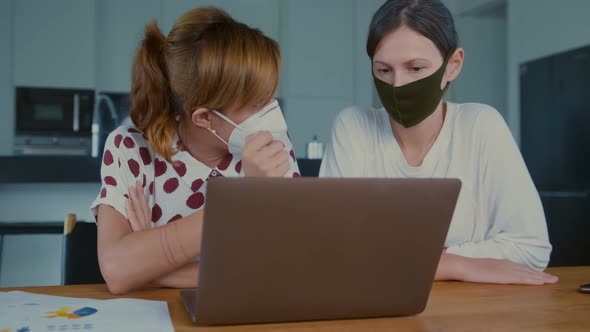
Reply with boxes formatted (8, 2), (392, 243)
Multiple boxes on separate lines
(91, 7), (299, 295)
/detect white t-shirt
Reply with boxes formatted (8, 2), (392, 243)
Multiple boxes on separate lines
(319, 102), (551, 270)
(91, 126), (301, 226)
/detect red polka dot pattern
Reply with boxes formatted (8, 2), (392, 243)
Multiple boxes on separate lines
(154, 159), (167, 177)
(103, 150), (114, 166)
(114, 134), (123, 148)
(217, 155), (232, 170)
(128, 159), (140, 178)
(173, 161), (187, 177)
(123, 137), (135, 148)
(139, 147), (152, 165)
(104, 176), (117, 186)
(163, 178), (179, 194)
(191, 179), (204, 192)
(96, 129), (302, 228)
(168, 214), (182, 223)
(186, 192), (205, 209)
(152, 204), (162, 222)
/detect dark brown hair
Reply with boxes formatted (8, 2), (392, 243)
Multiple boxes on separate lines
(367, 0), (458, 60)
(130, 7), (281, 162)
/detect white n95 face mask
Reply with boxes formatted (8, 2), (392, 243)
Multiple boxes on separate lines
(209, 99), (289, 155)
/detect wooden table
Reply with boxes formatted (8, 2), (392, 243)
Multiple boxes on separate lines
(2, 267), (589, 331)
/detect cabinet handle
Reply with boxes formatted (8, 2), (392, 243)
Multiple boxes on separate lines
(73, 94), (80, 133)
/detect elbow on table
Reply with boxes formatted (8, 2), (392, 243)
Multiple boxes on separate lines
(99, 255), (135, 295)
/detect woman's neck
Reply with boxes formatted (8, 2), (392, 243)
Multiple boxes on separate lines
(177, 121), (228, 169)
(390, 101), (446, 167)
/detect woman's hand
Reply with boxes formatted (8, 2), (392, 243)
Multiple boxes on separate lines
(437, 252), (558, 285)
(242, 131), (290, 177)
(460, 257), (558, 285)
(125, 180), (152, 231)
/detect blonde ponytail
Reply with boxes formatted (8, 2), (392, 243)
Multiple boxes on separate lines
(130, 21), (177, 162)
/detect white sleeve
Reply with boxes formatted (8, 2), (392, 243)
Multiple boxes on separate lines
(319, 107), (369, 178)
(445, 109), (552, 270)
(90, 129), (147, 220)
(283, 132), (302, 177)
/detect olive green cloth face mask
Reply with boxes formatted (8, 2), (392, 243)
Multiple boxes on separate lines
(373, 58), (450, 128)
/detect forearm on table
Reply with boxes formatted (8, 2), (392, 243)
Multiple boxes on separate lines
(445, 236), (551, 271)
(99, 211), (203, 294)
(152, 262), (200, 289)
(434, 252), (466, 281)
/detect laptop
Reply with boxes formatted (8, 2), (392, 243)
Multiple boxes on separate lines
(181, 177), (461, 325)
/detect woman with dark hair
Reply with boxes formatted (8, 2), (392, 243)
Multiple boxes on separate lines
(320, 0), (557, 285)
(91, 7), (299, 295)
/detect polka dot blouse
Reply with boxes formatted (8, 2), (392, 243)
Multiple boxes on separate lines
(91, 126), (301, 227)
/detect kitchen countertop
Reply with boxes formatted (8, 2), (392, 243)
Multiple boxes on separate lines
(0, 156), (322, 183)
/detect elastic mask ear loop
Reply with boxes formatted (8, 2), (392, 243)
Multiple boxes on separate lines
(206, 109), (236, 146)
(207, 126), (230, 146)
(212, 109), (240, 128)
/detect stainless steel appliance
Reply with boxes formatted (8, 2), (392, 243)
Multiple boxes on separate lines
(14, 87), (94, 155)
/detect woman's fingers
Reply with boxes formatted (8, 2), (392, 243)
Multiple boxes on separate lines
(127, 182), (151, 230)
(125, 198), (141, 231)
(134, 181), (151, 227)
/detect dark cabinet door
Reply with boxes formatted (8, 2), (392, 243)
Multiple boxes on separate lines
(542, 193), (590, 267)
(520, 57), (560, 189)
(520, 46), (590, 190)
(521, 45), (590, 267)
(552, 49), (590, 189)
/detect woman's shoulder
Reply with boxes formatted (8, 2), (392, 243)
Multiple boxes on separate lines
(106, 125), (151, 151)
(449, 102), (516, 155)
(450, 102), (508, 133)
(104, 126), (156, 169)
(332, 105), (387, 135)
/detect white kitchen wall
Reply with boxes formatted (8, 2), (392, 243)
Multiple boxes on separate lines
(96, 0), (160, 93)
(281, 0), (384, 155)
(0, 0), (14, 156)
(444, 0), (504, 16)
(161, 0), (279, 39)
(448, 15), (507, 117)
(12, 0), (97, 89)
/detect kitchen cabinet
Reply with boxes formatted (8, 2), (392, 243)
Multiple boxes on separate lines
(13, 0), (96, 89)
(95, 0), (160, 93)
(521, 45), (590, 266)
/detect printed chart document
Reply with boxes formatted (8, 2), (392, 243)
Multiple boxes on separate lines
(0, 291), (174, 332)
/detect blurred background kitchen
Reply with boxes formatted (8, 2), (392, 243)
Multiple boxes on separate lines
(0, 0), (588, 287)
